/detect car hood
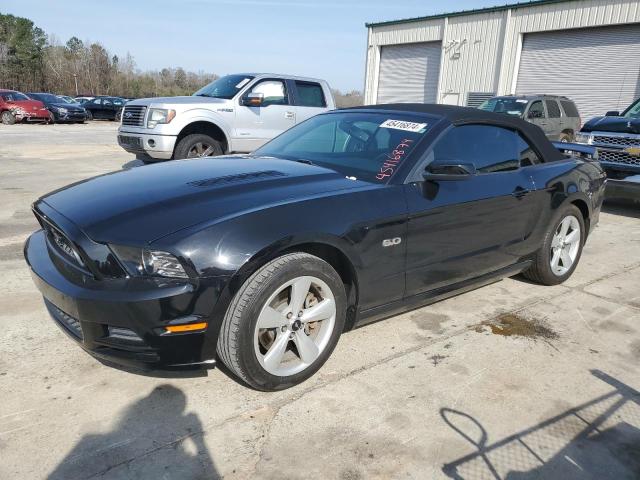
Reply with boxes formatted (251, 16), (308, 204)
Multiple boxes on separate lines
(581, 116), (640, 134)
(39, 156), (369, 245)
(127, 96), (229, 107)
(50, 102), (85, 111)
(5, 99), (46, 110)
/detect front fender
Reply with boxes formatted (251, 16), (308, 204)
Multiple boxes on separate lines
(155, 109), (233, 139)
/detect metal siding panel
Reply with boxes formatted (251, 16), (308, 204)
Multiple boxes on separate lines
(516, 24), (640, 120)
(377, 42), (442, 103)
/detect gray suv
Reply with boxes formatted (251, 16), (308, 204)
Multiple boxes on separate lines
(479, 95), (581, 142)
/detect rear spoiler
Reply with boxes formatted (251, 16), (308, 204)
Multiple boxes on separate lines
(552, 141), (598, 160)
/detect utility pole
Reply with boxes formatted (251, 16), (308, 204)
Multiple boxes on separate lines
(73, 73), (79, 96)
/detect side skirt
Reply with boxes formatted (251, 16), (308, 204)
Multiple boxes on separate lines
(354, 260), (532, 328)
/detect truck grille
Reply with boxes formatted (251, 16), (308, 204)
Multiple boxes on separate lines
(599, 149), (640, 167)
(121, 106), (147, 127)
(592, 135), (640, 148)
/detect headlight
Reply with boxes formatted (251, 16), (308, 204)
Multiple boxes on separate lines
(147, 108), (176, 128)
(574, 132), (592, 144)
(109, 245), (188, 278)
(52, 106), (68, 113)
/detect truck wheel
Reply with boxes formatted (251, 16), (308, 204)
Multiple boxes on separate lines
(522, 204), (585, 286)
(174, 134), (223, 159)
(1, 111), (16, 125)
(217, 253), (346, 391)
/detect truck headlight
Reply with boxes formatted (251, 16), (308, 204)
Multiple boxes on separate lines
(147, 108), (176, 128)
(110, 244), (188, 278)
(575, 132), (592, 144)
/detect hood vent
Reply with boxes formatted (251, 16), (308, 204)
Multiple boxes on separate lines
(187, 170), (286, 188)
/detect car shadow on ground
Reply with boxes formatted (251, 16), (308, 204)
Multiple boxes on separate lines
(441, 369), (640, 479)
(47, 384), (220, 479)
(122, 158), (145, 169)
(602, 200), (640, 219)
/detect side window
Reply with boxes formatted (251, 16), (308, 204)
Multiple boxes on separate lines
(560, 100), (580, 118)
(517, 134), (541, 166)
(545, 100), (561, 118)
(431, 125), (520, 174)
(250, 80), (288, 106)
(294, 81), (326, 107)
(103, 98), (113, 106)
(528, 101), (545, 119)
(92, 99), (102, 105)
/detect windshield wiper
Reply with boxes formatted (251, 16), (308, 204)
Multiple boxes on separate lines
(194, 93), (214, 97)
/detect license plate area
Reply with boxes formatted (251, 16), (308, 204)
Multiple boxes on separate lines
(118, 135), (143, 148)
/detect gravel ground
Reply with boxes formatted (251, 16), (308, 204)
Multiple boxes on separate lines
(1, 122), (639, 480)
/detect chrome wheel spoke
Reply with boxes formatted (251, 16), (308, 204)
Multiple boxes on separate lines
(551, 249), (561, 270)
(293, 331), (320, 364)
(289, 277), (312, 314)
(263, 333), (289, 372)
(560, 249), (573, 268)
(257, 306), (285, 329)
(559, 217), (571, 239)
(301, 298), (335, 323)
(201, 145), (214, 156)
(565, 229), (579, 245)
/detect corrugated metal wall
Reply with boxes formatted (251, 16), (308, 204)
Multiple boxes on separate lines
(365, 0), (640, 106)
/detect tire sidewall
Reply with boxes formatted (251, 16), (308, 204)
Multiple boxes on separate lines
(174, 134), (223, 160)
(538, 204), (585, 284)
(234, 256), (346, 391)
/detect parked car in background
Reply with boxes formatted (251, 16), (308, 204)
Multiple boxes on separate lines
(25, 104), (604, 390)
(0, 89), (51, 124)
(479, 95), (581, 142)
(575, 97), (640, 200)
(27, 92), (87, 123)
(82, 96), (126, 121)
(58, 95), (80, 104)
(75, 96), (95, 103)
(118, 73), (335, 162)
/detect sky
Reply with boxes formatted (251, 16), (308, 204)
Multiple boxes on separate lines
(2, 0), (517, 91)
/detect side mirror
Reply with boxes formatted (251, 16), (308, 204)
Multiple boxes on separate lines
(605, 110), (620, 117)
(528, 110), (543, 119)
(242, 92), (264, 107)
(423, 163), (476, 181)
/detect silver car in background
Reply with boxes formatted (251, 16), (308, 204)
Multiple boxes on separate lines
(479, 95), (581, 142)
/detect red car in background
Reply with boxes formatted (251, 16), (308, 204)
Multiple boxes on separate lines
(0, 89), (51, 124)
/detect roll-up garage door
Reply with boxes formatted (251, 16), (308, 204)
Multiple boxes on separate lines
(516, 24), (640, 121)
(377, 42), (441, 104)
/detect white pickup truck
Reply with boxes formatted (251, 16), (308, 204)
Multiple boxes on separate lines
(117, 73), (335, 161)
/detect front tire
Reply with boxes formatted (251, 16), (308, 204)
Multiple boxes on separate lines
(85, 110), (93, 121)
(217, 253), (346, 391)
(173, 134), (223, 160)
(1, 111), (16, 125)
(522, 204), (585, 285)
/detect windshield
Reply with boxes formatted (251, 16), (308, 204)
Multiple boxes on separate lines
(193, 75), (254, 99)
(254, 112), (433, 183)
(57, 96), (77, 104)
(30, 93), (60, 104)
(1, 92), (30, 101)
(622, 98), (640, 118)
(478, 98), (528, 117)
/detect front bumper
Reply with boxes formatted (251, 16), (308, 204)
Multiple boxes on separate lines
(117, 129), (177, 160)
(15, 109), (51, 122)
(605, 174), (640, 201)
(24, 230), (223, 370)
(53, 110), (87, 122)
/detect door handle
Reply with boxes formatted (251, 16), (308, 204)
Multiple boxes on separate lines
(285, 111), (295, 119)
(512, 186), (530, 198)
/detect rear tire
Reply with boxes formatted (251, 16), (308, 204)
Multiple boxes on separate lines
(522, 204), (585, 286)
(85, 110), (93, 121)
(217, 253), (346, 391)
(173, 133), (223, 160)
(1, 111), (16, 125)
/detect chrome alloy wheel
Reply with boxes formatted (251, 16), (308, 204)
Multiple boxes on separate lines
(187, 142), (216, 158)
(254, 276), (336, 376)
(550, 215), (581, 276)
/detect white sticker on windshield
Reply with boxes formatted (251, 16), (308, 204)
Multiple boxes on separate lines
(380, 119), (428, 133)
(235, 78), (251, 88)
(516, 99), (528, 103)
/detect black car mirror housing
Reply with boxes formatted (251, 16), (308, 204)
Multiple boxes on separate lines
(423, 163), (476, 181)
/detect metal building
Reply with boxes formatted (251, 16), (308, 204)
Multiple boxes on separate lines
(364, 0), (640, 120)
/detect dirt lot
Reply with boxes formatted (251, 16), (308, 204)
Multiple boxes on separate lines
(1, 122), (639, 480)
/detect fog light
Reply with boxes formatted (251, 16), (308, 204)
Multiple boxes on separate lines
(148, 139), (156, 147)
(165, 322), (208, 333)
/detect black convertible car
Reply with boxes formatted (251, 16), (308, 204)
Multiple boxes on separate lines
(24, 105), (605, 390)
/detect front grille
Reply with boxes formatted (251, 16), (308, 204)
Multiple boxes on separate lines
(121, 105), (147, 127)
(592, 135), (640, 148)
(45, 300), (83, 339)
(107, 326), (144, 343)
(598, 149), (640, 167)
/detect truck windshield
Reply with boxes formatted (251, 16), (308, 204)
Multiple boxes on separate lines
(254, 111), (433, 183)
(478, 98), (528, 117)
(622, 98), (640, 118)
(193, 75), (254, 99)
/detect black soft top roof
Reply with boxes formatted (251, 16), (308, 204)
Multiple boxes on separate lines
(342, 103), (564, 162)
